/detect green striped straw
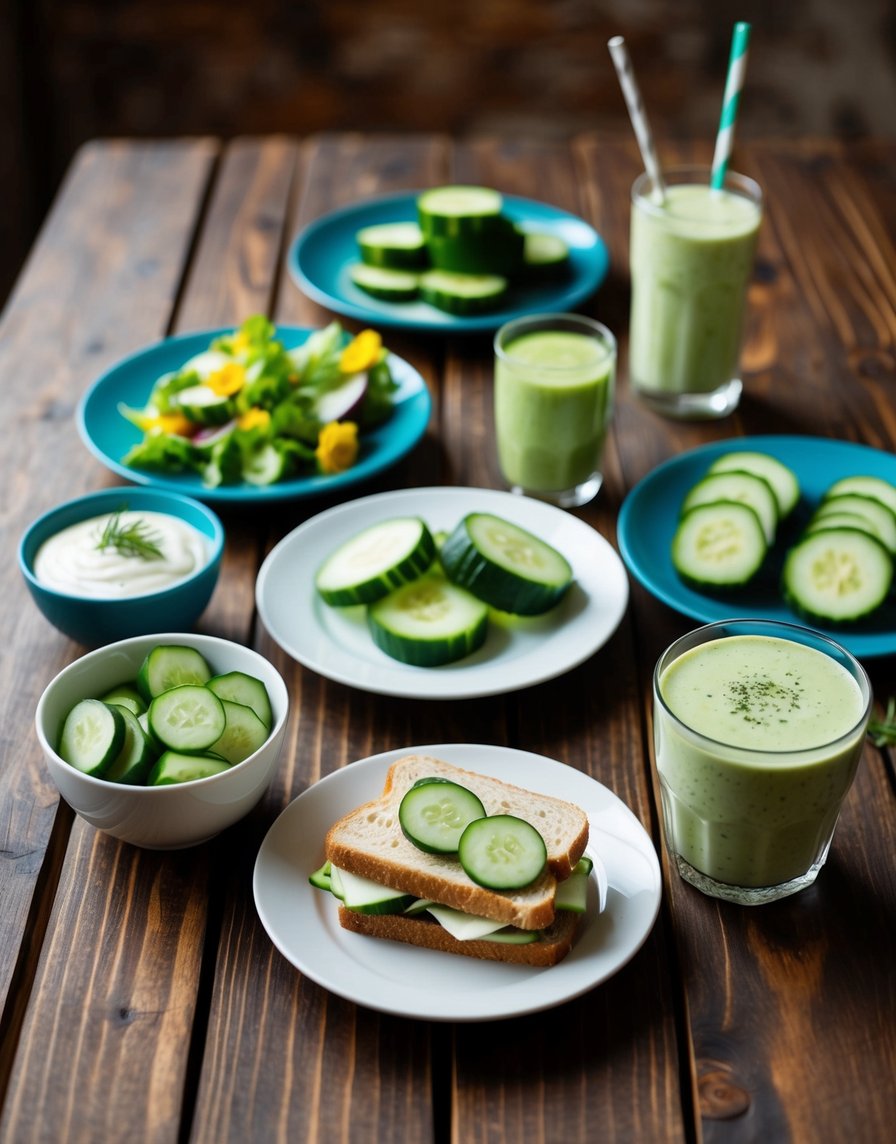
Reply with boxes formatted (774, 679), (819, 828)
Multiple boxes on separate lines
(710, 22), (752, 190)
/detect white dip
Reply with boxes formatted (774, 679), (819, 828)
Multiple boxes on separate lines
(33, 510), (210, 598)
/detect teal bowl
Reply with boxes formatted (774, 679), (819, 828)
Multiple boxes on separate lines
(19, 487), (225, 646)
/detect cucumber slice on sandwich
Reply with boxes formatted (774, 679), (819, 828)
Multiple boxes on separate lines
(399, 779), (486, 854)
(315, 517), (436, 607)
(458, 815), (547, 891)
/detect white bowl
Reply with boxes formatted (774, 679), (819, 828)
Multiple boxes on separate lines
(35, 632), (289, 849)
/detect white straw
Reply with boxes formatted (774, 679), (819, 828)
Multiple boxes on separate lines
(608, 35), (665, 202)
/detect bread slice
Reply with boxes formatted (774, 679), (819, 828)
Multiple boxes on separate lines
(338, 905), (582, 967)
(325, 754), (589, 930)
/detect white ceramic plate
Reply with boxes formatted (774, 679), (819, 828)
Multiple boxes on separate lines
(252, 744), (662, 1022)
(255, 487), (629, 699)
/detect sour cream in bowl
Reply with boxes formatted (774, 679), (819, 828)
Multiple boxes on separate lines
(19, 487), (224, 646)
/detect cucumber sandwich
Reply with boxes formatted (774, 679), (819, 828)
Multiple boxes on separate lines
(310, 755), (596, 966)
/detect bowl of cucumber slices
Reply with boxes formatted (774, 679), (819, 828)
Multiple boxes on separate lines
(35, 633), (289, 849)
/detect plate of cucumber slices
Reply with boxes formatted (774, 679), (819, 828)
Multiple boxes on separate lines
(252, 743), (661, 1022)
(618, 435), (896, 659)
(289, 190), (610, 332)
(256, 486), (629, 698)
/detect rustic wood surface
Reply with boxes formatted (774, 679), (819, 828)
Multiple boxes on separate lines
(0, 133), (893, 1144)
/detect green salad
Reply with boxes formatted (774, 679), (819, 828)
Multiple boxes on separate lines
(119, 316), (398, 487)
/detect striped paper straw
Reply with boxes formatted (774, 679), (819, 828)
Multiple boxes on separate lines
(608, 36), (665, 202)
(710, 22), (752, 189)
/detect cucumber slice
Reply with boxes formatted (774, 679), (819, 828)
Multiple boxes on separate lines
(417, 185), (505, 238)
(671, 501), (768, 587)
(553, 865), (591, 913)
(458, 815), (547, 891)
(207, 671), (273, 728)
(813, 494), (896, 553)
(148, 751), (231, 786)
(824, 475), (896, 516)
(209, 699), (269, 765)
(805, 511), (885, 545)
(176, 384), (235, 425)
(332, 866), (415, 915)
(137, 645), (212, 701)
(398, 779), (486, 854)
(315, 517), (436, 606)
(309, 860), (332, 891)
(349, 263), (420, 302)
(104, 704), (158, 785)
(440, 512), (573, 615)
(58, 699), (126, 776)
(681, 471), (779, 544)
(521, 231), (571, 276)
(148, 685), (227, 753)
(243, 443), (289, 487)
(708, 451), (800, 517)
(418, 270), (508, 315)
(367, 571), (488, 666)
(99, 683), (146, 716)
(425, 217), (523, 276)
(356, 221), (427, 269)
(782, 528), (893, 621)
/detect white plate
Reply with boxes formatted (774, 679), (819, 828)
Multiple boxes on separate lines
(255, 487), (629, 699)
(252, 744), (662, 1022)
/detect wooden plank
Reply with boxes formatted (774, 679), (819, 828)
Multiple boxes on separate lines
(0, 139), (218, 1141)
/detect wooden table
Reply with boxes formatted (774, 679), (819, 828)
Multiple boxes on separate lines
(1, 134), (894, 1143)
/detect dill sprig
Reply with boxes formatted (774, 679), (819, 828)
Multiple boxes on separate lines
(867, 697), (896, 747)
(95, 506), (164, 561)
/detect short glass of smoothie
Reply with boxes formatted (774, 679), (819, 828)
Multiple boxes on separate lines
(629, 165), (762, 420)
(493, 312), (616, 507)
(653, 619), (871, 905)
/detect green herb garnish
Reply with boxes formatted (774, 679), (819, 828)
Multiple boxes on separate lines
(868, 698), (896, 747)
(95, 507), (164, 561)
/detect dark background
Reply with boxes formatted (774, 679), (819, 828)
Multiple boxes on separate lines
(2, 0), (894, 305)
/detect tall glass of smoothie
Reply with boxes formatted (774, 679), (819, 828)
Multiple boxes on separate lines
(653, 619), (871, 905)
(629, 165), (762, 420)
(494, 313), (616, 508)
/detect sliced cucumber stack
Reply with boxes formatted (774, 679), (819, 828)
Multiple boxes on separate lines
(367, 570), (488, 667)
(681, 471), (779, 545)
(349, 263), (420, 302)
(416, 185), (505, 238)
(671, 501), (768, 588)
(356, 221), (427, 269)
(315, 517), (436, 606)
(708, 451), (800, 518)
(782, 529), (893, 622)
(418, 270), (509, 315)
(440, 512), (573, 615)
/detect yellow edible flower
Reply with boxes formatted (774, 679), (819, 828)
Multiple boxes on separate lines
(339, 329), (382, 374)
(230, 330), (252, 355)
(238, 407), (271, 431)
(139, 412), (193, 437)
(206, 362), (246, 396)
(316, 421), (359, 474)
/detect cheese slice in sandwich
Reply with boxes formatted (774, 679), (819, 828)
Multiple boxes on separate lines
(318, 754), (591, 965)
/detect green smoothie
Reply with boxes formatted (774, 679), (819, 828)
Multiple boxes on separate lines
(655, 633), (868, 891)
(494, 327), (614, 495)
(630, 180), (761, 401)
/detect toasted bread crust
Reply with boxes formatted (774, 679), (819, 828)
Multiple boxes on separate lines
(337, 906), (582, 967)
(325, 755), (589, 930)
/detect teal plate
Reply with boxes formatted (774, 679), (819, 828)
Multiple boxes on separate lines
(288, 192), (610, 333)
(77, 326), (431, 504)
(617, 435), (896, 660)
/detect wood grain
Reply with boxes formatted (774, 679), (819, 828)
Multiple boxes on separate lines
(0, 133), (893, 1144)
